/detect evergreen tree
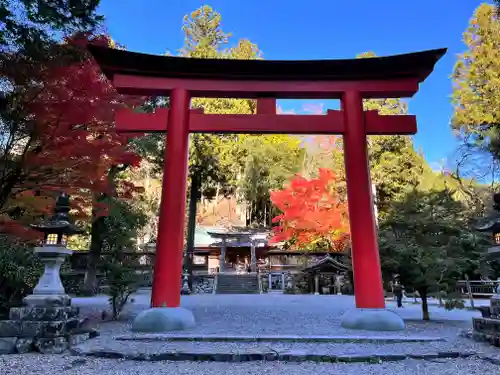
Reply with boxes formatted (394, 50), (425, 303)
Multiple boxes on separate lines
(181, 5), (230, 58)
(379, 189), (489, 320)
(451, 4), (500, 180)
(358, 52), (425, 216)
(180, 5), (301, 226)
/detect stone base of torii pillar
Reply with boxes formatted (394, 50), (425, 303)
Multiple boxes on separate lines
(341, 309), (405, 331)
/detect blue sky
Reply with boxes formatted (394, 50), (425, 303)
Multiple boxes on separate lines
(98, 0), (487, 169)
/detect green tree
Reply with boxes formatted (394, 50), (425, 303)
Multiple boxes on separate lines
(238, 135), (304, 226)
(181, 5), (230, 58)
(182, 6), (261, 207)
(379, 189), (488, 320)
(1, 0), (103, 53)
(357, 52), (425, 218)
(179, 5), (294, 228)
(451, 4), (500, 182)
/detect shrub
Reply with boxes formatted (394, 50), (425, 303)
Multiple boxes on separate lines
(103, 251), (139, 319)
(99, 199), (146, 320)
(0, 235), (42, 317)
(444, 295), (466, 310)
(292, 273), (310, 294)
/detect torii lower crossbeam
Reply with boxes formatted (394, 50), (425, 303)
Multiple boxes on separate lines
(115, 108), (417, 135)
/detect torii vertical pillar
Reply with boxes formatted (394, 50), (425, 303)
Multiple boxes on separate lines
(132, 88), (195, 332)
(340, 90), (404, 331)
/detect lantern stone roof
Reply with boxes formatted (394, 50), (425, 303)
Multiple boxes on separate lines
(476, 218), (500, 234)
(30, 193), (83, 236)
(476, 193), (500, 260)
(88, 45), (446, 86)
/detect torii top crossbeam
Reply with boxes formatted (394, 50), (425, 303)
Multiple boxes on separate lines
(88, 46), (446, 136)
(88, 45), (446, 99)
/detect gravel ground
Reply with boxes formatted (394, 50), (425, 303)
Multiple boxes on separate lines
(1, 294), (498, 374)
(70, 293), (498, 357)
(0, 356), (499, 375)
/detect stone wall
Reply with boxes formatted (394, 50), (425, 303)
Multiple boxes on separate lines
(192, 275), (215, 294)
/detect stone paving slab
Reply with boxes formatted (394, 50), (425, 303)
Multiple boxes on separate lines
(70, 345), (481, 363)
(115, 334), (447, 343)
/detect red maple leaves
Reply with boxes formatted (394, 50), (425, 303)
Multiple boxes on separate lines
(270, 168), (350, 252)
(30, 37), (142, 202)
(0, 34), (144, 238)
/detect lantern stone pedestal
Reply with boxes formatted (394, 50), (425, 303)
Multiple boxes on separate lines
(471, 249), (500, 346)
(23, 246), (73, 307)
(472, 290), (500, 346)
(0, 245), (98, 354)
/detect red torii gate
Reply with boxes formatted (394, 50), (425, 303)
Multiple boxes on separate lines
(89, 45), (445, 331)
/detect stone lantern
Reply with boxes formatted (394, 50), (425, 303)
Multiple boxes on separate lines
(477, 193), (500, 259)
(0, 193), (97, 355)
(25, 193), (83, 307)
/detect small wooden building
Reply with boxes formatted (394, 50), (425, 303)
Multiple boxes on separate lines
(302, 255), (350, 294)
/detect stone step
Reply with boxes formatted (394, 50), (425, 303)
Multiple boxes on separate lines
(215, 274), (260, 294)
(217, 276), (258, 280)
(70, 337), (482, 363)
(216, 291), (260, 294)
(115, 334), (447, 343)
(217, 284), (258, 288)
(216, 285), (258, 288)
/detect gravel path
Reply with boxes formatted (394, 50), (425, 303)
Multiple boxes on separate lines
(77, 293), (484, 339)
(71, 293), (497, 356)
(0, 356), (498, 375)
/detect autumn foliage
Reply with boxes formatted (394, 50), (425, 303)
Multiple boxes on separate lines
(0, 34), (143, 239)
(269, 168), (350, 252)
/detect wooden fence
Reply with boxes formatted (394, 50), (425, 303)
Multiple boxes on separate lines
(454, 280), (498, 298)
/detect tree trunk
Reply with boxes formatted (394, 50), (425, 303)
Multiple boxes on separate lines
(419, 288), (430, 321)
(82, 164), (127, 296)
(268, 204), (273, 227)
(82, 216), (105, 295)
(185, 172), (200, 290)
